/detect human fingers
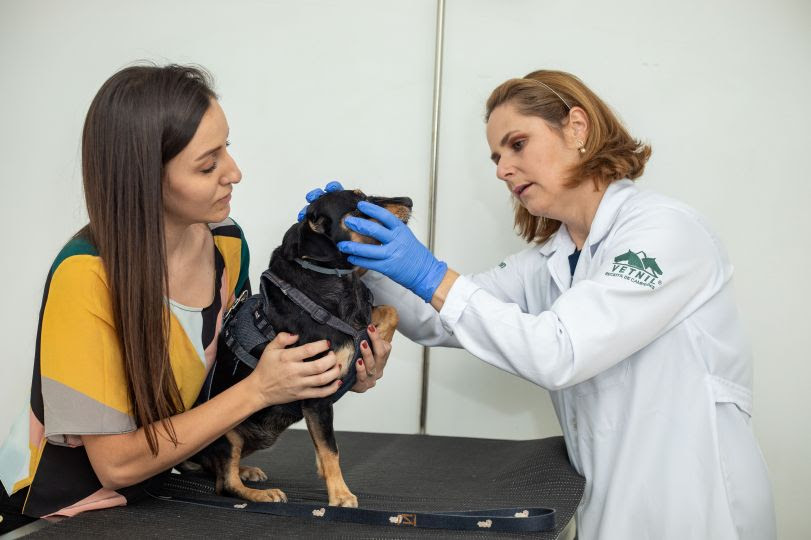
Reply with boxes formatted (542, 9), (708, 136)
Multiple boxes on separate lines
(337, 239), (389, 259)
(300, 378), (342, 400)
(299, 350), (339, 376)
(306, 187), (326, 203)
(356, 201), (402, 229)
(350, 357), (373, 393)
(366, 325), (391, 376)
(343, 216), (395, 243)
(297, 205), (308, 222)
(264, 332), (299, 351)
(280, 339), (331, 363)
(301, 356), (342, 386)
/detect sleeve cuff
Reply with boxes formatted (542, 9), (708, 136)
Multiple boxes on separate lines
(438, 275), (481, 334)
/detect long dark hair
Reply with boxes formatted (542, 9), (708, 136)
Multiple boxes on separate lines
(79, 63), (216, 455)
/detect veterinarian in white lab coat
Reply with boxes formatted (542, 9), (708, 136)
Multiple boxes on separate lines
(327, 70), (776, 539)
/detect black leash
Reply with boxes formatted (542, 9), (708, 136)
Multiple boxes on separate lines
(147, 490), (556, 532)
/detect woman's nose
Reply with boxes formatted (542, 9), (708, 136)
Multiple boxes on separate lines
(222, 151), (242, 184)
(496, 160), (515, 181)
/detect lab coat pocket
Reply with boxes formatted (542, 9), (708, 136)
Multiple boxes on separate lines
(573, 359), (630, 434)
(709, 376), (776, 540)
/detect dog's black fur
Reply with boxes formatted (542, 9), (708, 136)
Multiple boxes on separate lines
(189, 189), (411, 507)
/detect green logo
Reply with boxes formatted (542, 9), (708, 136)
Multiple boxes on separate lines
(605, 249), (663, 289)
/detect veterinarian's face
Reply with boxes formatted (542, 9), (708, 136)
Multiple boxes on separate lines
(486, 103), (581, 219)
(163, 99), (242, 226)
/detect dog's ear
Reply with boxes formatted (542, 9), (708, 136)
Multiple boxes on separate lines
(280, 221), (304, 261)
(281, 218), (341, 262)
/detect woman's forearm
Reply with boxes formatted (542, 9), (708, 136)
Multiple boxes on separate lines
(82, 375), (264, 490)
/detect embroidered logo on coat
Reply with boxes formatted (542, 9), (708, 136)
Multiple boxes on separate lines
(605, 249), (663, 289)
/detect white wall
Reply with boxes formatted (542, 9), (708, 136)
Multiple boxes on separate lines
(1, 0), (809, 537)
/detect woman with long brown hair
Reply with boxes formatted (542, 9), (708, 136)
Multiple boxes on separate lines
(0, 63), (390, 529)
(318, 70), (776, 539)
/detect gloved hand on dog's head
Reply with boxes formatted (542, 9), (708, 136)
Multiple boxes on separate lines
(338, 202), (447, 303)
(299, 181), (447, 302)
(298, 180), (344, 222)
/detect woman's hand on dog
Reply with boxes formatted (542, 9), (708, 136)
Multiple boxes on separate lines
(248, 332), (342, 408)
(351, 324), (392, 393)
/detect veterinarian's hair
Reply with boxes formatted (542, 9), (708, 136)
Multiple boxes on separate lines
(79, 63), (217, 455)
(485, 70), (652, 244)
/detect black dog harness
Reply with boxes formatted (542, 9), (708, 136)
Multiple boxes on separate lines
(199, 269), (366, 412)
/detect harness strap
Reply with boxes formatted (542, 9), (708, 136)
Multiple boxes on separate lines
(149, 492), (556, 532)
(263, 270), (364, 342)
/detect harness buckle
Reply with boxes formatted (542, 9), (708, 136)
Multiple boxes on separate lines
(224, 290), (249, 326)
(311, 307), (331, 324)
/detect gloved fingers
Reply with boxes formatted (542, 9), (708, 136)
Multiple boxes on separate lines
(337, 241), (388, 259)
(356, 200), (402, 229)
(305, 187), (326, 203)
(297, 205), (308, 222)
(343, 216), (394, 243)
(325, 180), (344, 192)
(346, 255), (386, 271)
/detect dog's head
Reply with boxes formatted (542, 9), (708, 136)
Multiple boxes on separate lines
(280, 189), (413, 270)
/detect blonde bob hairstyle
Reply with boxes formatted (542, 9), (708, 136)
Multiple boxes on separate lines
(485, 70), (652, 244)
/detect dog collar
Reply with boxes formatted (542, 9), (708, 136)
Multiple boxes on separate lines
(294, 258), (355, 276)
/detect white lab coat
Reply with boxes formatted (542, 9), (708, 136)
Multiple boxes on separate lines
(363, 179), (776, 539)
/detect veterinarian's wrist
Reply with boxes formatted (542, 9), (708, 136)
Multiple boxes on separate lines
(429, 268), (459, 311)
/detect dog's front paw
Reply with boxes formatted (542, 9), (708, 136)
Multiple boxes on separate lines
(254, 488), (288, 503)
(239, 466), (268, 482)
(329, 490), (358, 508)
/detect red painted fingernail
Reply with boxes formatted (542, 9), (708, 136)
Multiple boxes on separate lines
(358, 359), (364, 366)
(367, 325), (376, 333)
(337, 380), (343, 386)
(361, 341), (369, 350)
(326, 340), (331, 348)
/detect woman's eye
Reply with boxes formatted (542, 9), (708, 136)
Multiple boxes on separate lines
(202, 161), (218, 174)
(225, 140), (231, 147)
(512, 139), (526, 151)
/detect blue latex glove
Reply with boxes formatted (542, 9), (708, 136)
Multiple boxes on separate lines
(337, 201), (448, 302)
(297, 180), (344, 222)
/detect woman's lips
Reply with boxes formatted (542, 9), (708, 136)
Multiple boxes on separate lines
(512, 183), (531, 197)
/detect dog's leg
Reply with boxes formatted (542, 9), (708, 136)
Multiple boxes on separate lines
(221, 430), (287, 503)
(302, 402), (357, 507)
(371, 305), (399, 342)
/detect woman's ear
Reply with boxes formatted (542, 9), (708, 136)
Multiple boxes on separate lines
(566, 106), (590, 150)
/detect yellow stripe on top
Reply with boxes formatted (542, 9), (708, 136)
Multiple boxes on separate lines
(40, 255), (131, 415)
(213, 233), (244, 304)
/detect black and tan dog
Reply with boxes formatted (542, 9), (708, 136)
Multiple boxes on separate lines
(188, 189), (411, 507)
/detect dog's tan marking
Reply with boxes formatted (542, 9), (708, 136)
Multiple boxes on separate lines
(223, 431), (287, 503)
(335, 343), (354, 378)
(302, 411), (358, 508)
(309, 217), (326, 234)
(339, 202), (410, 246)
(371, 305), (399, 343)
(383, 204), (411, 223)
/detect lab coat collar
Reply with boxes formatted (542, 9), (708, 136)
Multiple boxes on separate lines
(585, 179), (638, 250)
(537, 179), (638, 258)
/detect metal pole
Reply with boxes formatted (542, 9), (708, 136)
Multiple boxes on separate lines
(420, 0), (445, 435)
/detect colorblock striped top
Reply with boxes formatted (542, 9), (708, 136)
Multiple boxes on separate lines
(0, 218), (250, 518)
